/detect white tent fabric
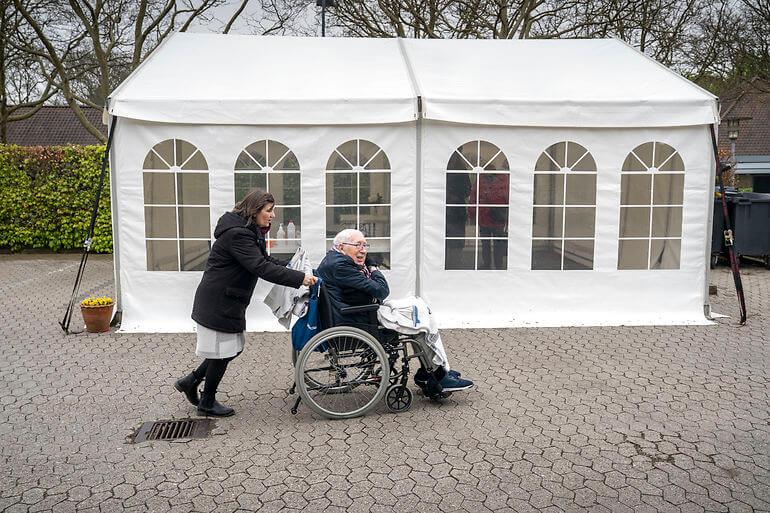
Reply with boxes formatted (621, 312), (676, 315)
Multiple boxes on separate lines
(109, 34), (717, 128)
(109, 34), (418, 125)
(106, 34), (720, 333)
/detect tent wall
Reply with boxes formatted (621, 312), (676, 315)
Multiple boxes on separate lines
(419, 122), (713, 327)
(113, 119), (416, 332)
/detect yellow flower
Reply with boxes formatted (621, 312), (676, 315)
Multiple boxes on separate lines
(80, 296), (114, 307)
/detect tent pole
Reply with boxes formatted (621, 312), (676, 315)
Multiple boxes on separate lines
(59, 116), (118, 334)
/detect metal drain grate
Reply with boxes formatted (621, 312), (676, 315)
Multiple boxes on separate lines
(131, 418), (213, 443)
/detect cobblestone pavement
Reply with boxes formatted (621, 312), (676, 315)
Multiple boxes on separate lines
(1, 254), (769, 513)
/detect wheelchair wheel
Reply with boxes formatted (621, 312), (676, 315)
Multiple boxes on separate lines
(385, 385), (412, 413)
(295, 327), (390, 419)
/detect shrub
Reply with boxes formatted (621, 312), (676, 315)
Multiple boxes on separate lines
(0, 144), (112, 252)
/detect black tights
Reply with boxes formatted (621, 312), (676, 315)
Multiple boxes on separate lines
(193, 351), (242, 396)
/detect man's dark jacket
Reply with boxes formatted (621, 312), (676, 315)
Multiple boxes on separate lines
(316, 249), (389, 327)
(192, 212), (305, 333)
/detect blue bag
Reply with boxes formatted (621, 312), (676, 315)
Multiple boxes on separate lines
(291, 279), (321, 352)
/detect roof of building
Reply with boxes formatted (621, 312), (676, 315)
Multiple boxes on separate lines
(718, 77), (770, 157)
(5, 106), (106, 146)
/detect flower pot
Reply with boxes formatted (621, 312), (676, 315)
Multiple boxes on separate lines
(81, 304), (113, 333)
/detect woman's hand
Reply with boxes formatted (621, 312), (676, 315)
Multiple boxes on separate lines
(303, 274), (317, 286)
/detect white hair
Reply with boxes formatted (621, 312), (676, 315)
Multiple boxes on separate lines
(332, 229), (363, 248)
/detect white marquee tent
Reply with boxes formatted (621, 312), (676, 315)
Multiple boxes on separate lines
(107, 33), (720, 332)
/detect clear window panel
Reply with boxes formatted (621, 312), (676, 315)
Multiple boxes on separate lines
(244, 141), (267, 168)
(563, 240), (594, 270)
(359, 172), (390, 204)
(566, 174), (596, 205)
(457, 142), (480, 168)
(479, 141), (501, 168)
(143, 149), (171, 170)
(367, 238), (390, 269)
(566, 142), (589, 168)
(478, 207), (508, 237)
(274, 151), (299, 171)
(326, 173), (357, 204)
(326, 206), (357, 237)
(633, 142), (655, 168)
(571, 152), (597, 172)
(653, 174), (685, 205)
(267, 140), (290, 167)
(532, 207), (563, 238)
(180, 240), (210, 271)
(145, 206), (177, 238)
(181, 151), (207, 170)
(658, 153), (684, 172)
(564, 207), (595, 238)
(359, 206), (390, 237)
(484, 150), (509, 171)
(235, 150), (262, 170)
(178, 207), (210, 238)
(143, 172), (175, 205)
(653, 143), (676, 168)
(234, 173), (267, 202)
(177, 173), (209, 205)
(337, 140), (358, 167)
(535, 152), (560, 172)
(477, 238), (507, 270)
(175, 140), (196, 166)
(269, 173), (301, 205)
(531, 240), (562, 270)
(621, 174), (652, 205)
(544, 142), (567, 168)
(478, 174), (509, 204)
(269, 239), (301, 261)
(445, 239), (475, 270)
(651, 207), (683, 237)
(327, 151), (352, 170)
(151, 140), (174, 168)
(270, 206), (301, 239)
(447, 151), (472, 171)
(446, 207), (476, 237)
(650, 239), (681, 269)
(619, 207), (651, 238)
(618, 239), (649, 270)
(358, 140), (380, 167)
(363, 149), (390, 170)
(533, 174), (564, 205)
(622, 152), (648, 172)
(446, 173), (475, 204)
(146, 240), (178, 271)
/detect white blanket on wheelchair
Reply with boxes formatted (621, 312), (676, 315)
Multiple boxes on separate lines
(264, 247), (312, 328)
(377, 296), (449, 369)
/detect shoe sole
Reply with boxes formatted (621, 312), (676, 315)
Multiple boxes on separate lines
(196, 409), (235, 417)
(439, 383), (474, 392)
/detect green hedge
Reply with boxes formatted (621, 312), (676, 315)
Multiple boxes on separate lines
(0, 144), (112, 252)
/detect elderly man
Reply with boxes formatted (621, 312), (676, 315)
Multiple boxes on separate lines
(317, 229), (474, 393)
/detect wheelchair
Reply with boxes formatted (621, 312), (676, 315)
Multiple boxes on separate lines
(289, 283), (451, 420)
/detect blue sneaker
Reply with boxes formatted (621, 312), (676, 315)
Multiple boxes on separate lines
(447, 369), (462, 378)
(439, 374), (474, 392)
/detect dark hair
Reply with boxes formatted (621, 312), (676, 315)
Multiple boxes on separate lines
(233, 189), (275, 225)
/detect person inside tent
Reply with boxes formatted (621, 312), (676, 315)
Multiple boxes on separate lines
(317, 229), (474, 394)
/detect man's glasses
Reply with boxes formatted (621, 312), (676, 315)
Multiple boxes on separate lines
(341, 242), (370, 250)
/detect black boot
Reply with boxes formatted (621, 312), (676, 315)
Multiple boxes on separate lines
(174, 372), (203, 406)
(198, 392), (234, 417)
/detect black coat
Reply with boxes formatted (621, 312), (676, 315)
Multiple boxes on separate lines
(316, 250), (389, 327)
(192, 211), (305, 333)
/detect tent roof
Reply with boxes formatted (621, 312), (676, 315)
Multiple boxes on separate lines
(109, 33), (718, 128)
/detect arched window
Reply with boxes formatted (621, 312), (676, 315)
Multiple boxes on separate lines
(325, 139), (391, 268)
(142, 139), (210, 271)
(445, 140), (509, 270)
(531, 141), (597, 270)
(618, 141), (684, 270)
(234, 140), (301, 260)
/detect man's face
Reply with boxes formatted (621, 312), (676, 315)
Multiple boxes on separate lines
(339, 232), (368, 266)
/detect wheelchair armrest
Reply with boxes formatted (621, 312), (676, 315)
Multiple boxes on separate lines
(340, 304), (380, 314)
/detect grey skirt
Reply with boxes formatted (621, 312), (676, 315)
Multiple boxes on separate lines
(195, 323), (245, 359)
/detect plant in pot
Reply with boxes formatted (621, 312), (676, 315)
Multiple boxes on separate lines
(80, 297), (114, 333)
